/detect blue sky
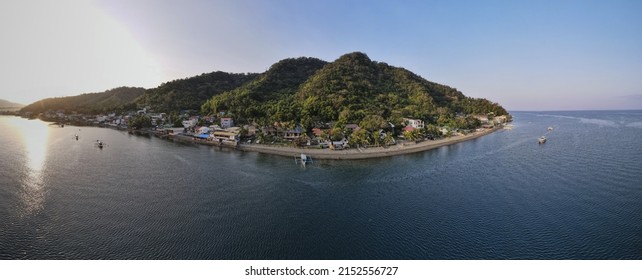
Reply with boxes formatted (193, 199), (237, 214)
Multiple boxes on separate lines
(1, 0), (641, 110)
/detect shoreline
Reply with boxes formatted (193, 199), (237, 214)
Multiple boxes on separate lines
(236, 126), (503, 160)
(8, 115), (504, 160)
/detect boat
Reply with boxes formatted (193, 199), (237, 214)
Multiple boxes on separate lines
(295, 153), (313, 165)
(538, 136), (547, 144)
(95, 140), (105, 149)
(548, 126), (553, 131)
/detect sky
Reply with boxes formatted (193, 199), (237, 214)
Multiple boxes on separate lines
(1, 0), (641, 110)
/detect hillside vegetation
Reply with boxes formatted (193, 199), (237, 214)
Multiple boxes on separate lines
(137, 71), (258, 113)
(20, 87), (145, 114)
(203, 52), (508, 130)
(201, 57), (328, 125)
(20, 52), (508, 133)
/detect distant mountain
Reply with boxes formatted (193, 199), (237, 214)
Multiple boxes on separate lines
(0, 99), (23, 109)
(20, 87), (145, 114)
(203, 52), (508, 129)
(137, 71), (259, 113)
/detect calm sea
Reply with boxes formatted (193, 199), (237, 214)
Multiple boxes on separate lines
(1, 111), (641, 259)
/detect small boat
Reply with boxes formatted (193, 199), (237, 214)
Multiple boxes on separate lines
(295, 153), (313, 165)
(538, 136), (547, 144)
(548, 126), (553, 131)
(95, 140), (105, 149)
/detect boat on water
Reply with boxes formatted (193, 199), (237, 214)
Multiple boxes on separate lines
(538, 136), (547, 144)
(295, 153), (313, 165)
(548, 126), (554, 131)
(95, 140), (105, 149)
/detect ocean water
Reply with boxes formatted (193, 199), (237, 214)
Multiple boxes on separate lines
(0, 111), (641, 259)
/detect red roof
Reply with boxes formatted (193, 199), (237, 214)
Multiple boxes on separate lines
(312, 127), (323, 137)
(403, 125), (415, 132)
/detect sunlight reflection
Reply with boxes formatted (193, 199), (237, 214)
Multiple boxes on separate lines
(8, 117), (51, 216)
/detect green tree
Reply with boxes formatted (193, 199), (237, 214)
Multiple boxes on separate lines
(359, 115), (386, 132)
(129, 115), (152, 129)
(349, 129), (370, 147)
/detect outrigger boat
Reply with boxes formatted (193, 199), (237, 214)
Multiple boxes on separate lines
(295, 153), (313, 165)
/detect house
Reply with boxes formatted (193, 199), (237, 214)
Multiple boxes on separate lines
(403, 118), (425, 129)
(244, 125), (257, 136)
(211, 131), (239, 143)
(182, 118), (198, 128)
(284, 126), (303, 140)
(221, 117), (234, 128)
(197, 126), (211, 134)
(330, 138), (349, 150)
(473, 115), (489, 124)
(262, 126), (277, 136)
(165, 127), (185, 135)
(494, 115), (508, 124)
(345, 124), (360, 132)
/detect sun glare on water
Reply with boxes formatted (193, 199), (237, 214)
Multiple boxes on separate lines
(9, 118), (51, 216)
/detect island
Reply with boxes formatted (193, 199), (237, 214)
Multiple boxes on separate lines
(17, 52), (511, 159)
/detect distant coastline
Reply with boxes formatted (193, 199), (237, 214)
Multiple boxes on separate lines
(235, 126), (502, 160)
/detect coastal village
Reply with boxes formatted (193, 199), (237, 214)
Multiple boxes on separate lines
(19, 108), (511, 153)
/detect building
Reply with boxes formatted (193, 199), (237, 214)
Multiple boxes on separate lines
(221, 118), (234, 128)
(284, 126), (303, 140)
(345, 124), (361, 132)
(211, 131), (240, 146)
(403, 118), (425, 129)
(182, 118), (198, 128)
(244, 125), (257, 136)
(473, 115), (490, 123)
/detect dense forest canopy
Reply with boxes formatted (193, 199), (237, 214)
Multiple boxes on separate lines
(137, 71), (258, 113)
(201, 57), (328, 125)
(20, 87), (145, 114)
(20, 52), (508, 131)
(203, 52), (508, 131)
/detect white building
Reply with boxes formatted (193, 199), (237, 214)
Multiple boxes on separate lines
(182, 118), (198, 128)
(221, 118), (234, 128)
(403, 118), (425, 129)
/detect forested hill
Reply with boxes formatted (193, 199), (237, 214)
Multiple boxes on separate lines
(0, 99), (23, 109)
(201, 57), (328, 124)
(137, 71), (258, 113)
(19, 52), (508, 127)
(203, 52), (508, 129)
(20, 87), (145, 114)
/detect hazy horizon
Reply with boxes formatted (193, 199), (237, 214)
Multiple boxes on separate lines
(2, 0), (641, 111)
